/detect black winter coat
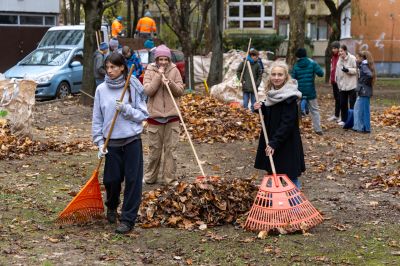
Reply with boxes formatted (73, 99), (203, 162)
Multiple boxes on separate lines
(254, 96), (305, 179)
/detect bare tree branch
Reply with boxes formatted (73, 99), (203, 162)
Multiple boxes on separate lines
(103, 0), (121, 11)
(194, 0), (212, 49)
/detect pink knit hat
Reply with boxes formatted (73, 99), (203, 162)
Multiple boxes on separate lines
(154, 45), (171, 59)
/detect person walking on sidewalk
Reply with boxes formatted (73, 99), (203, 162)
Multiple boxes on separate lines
(143, 45), (184, 185)
(327, 41), (341, 122)
(335, 44), (357, 126)
(291, 48), (324, 135)
(352, 50), (376, 133)
(236, 49), (262, 112)
(92, 52), (149, 234)
(254, 61), (305, 188)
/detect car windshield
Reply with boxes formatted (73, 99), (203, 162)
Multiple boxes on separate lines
(39, 30), (83, 47)
(20, 48), (71, 66)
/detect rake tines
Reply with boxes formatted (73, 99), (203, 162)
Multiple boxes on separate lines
(56, 170), (104, 225)
(245, 174), (323, 233)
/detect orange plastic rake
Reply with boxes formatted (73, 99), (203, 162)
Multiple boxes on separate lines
(56, 66), (135, 224)
(243, 61), (323, 233)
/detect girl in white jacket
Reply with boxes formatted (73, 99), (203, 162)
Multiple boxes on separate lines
(335, 44), (358, 126)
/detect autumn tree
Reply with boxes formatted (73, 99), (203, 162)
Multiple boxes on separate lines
(207, 0), (223, 87)
(286, 0), (306, 68)
(323, 0), (351, 82)
(155, 1), (213, 90)
(80, 0), (121, 106)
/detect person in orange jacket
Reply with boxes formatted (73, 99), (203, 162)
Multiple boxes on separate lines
(111, 16), (124, 38)
(135, 11), (156, 39)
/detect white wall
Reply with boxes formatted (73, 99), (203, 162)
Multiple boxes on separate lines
(0, 0), (60, 13)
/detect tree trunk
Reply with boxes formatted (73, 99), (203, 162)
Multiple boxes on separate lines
(61, 0), (68, 25)
(207, 0), (223, 87)
(133, 0), (139, 35)
(69, 0), (75, 25)
(74, 0), (81, 25)
(286, 0), (306, 69)
(140, 0), (146, 17)
(126, 0), (132, 37)
(323, 0), (351, 82)
(81, 1), (102, 106)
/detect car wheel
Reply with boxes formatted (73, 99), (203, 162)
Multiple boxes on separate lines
(56, 81), (70, 99)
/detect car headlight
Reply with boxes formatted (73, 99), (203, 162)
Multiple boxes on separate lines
(35, 73), (55, 84)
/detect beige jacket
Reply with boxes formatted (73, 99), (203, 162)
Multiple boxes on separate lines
(143, 63), (184, 118)
(335, 53), (358, 91)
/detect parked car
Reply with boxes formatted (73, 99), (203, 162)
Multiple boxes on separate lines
(136, 49), (185, 83)
(38, 25), (109, 48)
(5, 46), (83, 99)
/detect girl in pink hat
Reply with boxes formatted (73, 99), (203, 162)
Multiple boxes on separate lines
(143, 45), (184, 185)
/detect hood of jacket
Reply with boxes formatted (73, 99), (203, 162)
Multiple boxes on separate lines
(296, 57), (312, 68)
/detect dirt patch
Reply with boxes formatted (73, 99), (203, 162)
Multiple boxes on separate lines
(0, 85), (399, 265)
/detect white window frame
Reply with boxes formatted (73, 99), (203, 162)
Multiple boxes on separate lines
(340, 4), (352, 39)
(226, 0), (275, 29)
(0, 13), (57, 27)
(306, 19), (328, 41)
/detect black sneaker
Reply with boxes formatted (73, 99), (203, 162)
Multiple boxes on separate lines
(315, 131), (323, 136)
(106, 209), (117, 224)
(115, 223), (132, 234)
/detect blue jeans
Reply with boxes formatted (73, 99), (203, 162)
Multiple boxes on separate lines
(352, 96), (371, 132)
(300, 99), (309, 115)
(290, 176), (301, 189)
(243, 92), (256, 112)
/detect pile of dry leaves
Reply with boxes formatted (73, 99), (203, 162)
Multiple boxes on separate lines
(179, 94), (260, 143)
(374, 106), (400, 128)
(0, 119), (94, 160)
(138, 176), (258, 229)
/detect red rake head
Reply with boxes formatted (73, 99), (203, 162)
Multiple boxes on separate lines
(244, 174), (323, 233)
(56, 170), (104, 224)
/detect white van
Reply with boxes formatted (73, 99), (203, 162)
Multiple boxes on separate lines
(38, 25), (109, 48)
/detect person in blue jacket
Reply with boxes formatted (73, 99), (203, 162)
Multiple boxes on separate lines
(291, 48), (324, 135)
(122, 46), (144, 79)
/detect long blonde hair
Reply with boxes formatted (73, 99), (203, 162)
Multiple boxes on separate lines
(357, 50), (377, 85)
(265, 60), (292, 91)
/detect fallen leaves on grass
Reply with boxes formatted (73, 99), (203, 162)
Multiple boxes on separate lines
(0, 120), (95, 160)
(373, 106), (400, 128)
(138, 177), (257, 229)
(179, 94), (260, 143)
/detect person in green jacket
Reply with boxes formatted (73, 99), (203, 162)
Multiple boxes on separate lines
(237, 49), (262, 112)
(291, 48), (324, 135)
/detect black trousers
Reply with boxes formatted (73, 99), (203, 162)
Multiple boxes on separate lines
(332, 83), (340, 117)
(103, 139), (143, 227)
(340, 89), (356, 122)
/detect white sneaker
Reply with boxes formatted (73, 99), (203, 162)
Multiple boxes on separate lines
(338, 121), (345, 126)
(337, 118), (342, 123)
(327, 115), (339, 122)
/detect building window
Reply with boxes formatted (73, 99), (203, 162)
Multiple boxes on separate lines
(340, 4), (351, 39)
(45, 16), (56, 26)
(226, 0), (274, 29)
(0, 15), (18, 24)
(307, 19), (327, 41)
(20, 15), (43, 25)
(278, 19), (289, 40)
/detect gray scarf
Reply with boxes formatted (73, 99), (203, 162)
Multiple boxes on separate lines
(263, 80), (302, 106)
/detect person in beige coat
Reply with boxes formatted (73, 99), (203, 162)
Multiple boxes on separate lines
(143, 45), (184, 185)
(335, 44), (357, 126)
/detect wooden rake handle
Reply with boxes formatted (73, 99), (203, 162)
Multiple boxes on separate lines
(96, 65), (135, 170)
(162, 74), (206, 178)
(246, 61), (277, 175)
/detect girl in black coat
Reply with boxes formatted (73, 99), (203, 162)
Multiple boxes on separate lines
(254, 61), (305, 188)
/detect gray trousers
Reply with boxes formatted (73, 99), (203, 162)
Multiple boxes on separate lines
(307, 99), (322, 132)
